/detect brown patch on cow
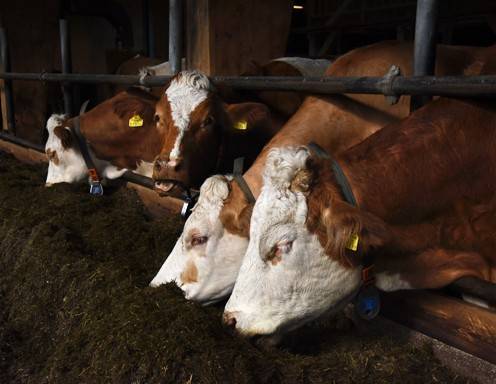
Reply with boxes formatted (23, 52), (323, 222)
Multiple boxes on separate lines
(53, 125), (73, 149)
(290, 168), (313, 193)
(219, 181), (253, 238)
(45, 149), (59, 165)
(180, 260), (198, 284)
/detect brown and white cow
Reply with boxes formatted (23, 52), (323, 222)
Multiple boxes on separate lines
(150, 40), (492, 304)
(151, 70), (284, 192)
(45, 88), (160, 185)
(224, 97), (496, 338)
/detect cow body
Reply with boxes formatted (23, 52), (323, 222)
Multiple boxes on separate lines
(45, 88), (161, 185)
(150, 40), (494, 305)
(225, 97), (496, 338)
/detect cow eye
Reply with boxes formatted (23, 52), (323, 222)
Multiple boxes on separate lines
(266, 240), (293, 265)
(276, 241), (293, 255)
(154, 114), (160, 123)
(202, 115), (215, 128)
(191, 236), (208, 247)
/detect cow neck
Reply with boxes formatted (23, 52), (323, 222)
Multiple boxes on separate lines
(338, 98), (496, 225)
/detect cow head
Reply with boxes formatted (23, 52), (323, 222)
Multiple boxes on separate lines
(152, 70), (270, 191)
(45, 114), (87, 185)
(224, 146), (390, 338)
(150, 174), (253, 304)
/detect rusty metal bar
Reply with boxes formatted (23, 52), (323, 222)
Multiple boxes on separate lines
(0, 71), (496, 98)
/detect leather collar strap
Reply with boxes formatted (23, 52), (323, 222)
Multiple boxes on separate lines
(232, 157), (256, 204)
(307, 142), (373, 277)
(307, 142), (379, 320)
(71, 100), (103, 196)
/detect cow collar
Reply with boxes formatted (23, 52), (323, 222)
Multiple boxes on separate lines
(307, 142), (380, 320)
(232, 157), (256, 204)
(71, 100), (104, 196)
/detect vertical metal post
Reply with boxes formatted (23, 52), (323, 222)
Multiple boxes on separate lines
(411, 0), (439, 112)
(59, 19), (73, 116)
(143, 0), (155, 58)
(0, 27), (15, 135)
(169, 0), (183, 74)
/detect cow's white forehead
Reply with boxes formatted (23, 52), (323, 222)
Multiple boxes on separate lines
(165, 70), (212, 160)
(263, 146), (311, 190)
(46, 113), (68, 134)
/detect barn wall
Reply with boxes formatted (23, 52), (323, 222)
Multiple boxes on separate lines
(186, 0), (292, 75)
(0, 0), (171, 144)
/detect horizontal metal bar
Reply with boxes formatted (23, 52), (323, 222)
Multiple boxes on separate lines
(1, 71), (496, 97)
(450, 276), (496, 304)
(0, 131), (45, 152)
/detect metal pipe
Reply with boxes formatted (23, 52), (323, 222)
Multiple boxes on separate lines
(0, 131), (45, 152)
(59, 19), (73, 116)
(169, 0), (182, 74)
(450, 276), (496, 305)
(143, 0), (155, 58)
(0, 71), (496, 98)
(0, 27), (15, 135)
(411, 0), (439, 111)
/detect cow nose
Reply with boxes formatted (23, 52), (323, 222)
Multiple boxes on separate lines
(222, 311), (237, 330)
(167, 157), (182, 170)
(154, 159), (168, 171)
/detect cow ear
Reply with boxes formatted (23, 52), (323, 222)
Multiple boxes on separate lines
(321, 200), (391, 262)
(54, 125), (73, 149)
(225, 102), (271, 134)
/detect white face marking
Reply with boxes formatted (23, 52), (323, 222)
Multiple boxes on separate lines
(150, 175), (249, 304)
(224, 147), (361, 336)
(165, 70), (210, 161)
(44, 114), (128, 185)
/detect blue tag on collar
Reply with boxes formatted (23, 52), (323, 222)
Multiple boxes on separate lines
(354, 284), (380, 320)
(89, 182), (104, 196)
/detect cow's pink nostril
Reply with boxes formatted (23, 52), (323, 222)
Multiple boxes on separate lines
(223, 312), (237, 329)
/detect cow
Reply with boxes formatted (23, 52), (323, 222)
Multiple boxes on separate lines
(223, 97), (496, 339)
(151, 70), (285, 192)
(45, 88), (160, 185)
(149, 40), (493, 305)
(149, 58), (332, 191)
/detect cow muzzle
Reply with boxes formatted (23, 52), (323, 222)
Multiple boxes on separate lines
(153, 156), (188, 192)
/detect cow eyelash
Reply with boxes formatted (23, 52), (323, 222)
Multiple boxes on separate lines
(191, 236), (208, 247)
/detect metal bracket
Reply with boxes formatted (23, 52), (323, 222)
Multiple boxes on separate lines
(380, 65), (401, 105)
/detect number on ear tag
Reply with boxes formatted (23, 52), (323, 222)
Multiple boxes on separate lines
(234, 120), (248, 130)
(129, 114), (144, 127)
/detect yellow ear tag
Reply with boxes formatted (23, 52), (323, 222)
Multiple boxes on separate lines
(346, 233), (359, 251)
(129, 114), (144, 127)
(234, 120), (248, 130)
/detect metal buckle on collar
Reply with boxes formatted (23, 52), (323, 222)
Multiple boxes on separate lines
(89, 181), (104, 196)
(88, 168), (103, 196)
(354, 265), (380, 320)
(181, 190), (199, 219)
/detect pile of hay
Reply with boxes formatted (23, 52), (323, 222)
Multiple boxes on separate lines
(0, 152), (475, 384)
